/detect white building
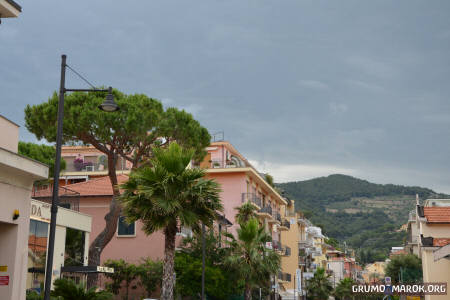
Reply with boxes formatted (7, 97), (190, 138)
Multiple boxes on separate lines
(0, 115), (48, 300)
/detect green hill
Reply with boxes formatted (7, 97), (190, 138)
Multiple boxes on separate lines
(277, 174), (448, 263)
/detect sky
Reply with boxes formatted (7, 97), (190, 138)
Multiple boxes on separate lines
(1, 1), (450, 192)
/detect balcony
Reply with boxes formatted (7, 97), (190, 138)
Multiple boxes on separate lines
(269, 210), (281, 225)
(272, 240), (283, 253)
(241, 193), (262, 209)
(210, 159), (241, 169)
(256, 205), (272, 218)
(299, 239), (313, 249)
(278, 219), (290, 231)
(62, 156), (130, 174)
(278, 272), (291, 283)
(285, 211), (297, 217)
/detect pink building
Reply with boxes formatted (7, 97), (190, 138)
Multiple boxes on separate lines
(37, 141), (288, 296)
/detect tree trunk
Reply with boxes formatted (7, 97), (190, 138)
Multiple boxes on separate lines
(87, 153), (121, 289)
(161, 224), (177, 300)
(244, 282), (252, 300)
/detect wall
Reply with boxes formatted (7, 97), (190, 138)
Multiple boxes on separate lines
(205, 171), (247, 235)
(280, 211), (300, 291)
(0, 115), (19, 153)
(422, 249), (450, 300)
(79, 196), (166, 263)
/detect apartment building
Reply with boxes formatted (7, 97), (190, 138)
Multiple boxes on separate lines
(415, 198), (450, 300)
(279, 199), (303, 298)
(54, 141), (291, 293)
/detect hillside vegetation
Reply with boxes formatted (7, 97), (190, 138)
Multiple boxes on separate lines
(277, 174), (448, 263)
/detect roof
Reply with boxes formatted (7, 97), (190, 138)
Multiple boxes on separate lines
(0, 114), (20, 127)
(433, 238), (450, 247)
(5, 0), (22, 12)
(34, 175), (128, 197)
(424, 207), (450, 223)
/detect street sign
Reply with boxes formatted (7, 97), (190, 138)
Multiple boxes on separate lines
(385, 277), (391, 285)
(0, 276), (9, 286)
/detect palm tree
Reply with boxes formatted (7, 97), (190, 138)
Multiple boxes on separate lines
(305, 267), (333, 300)
(120, 142), (222, 300)
(235, 201), (258, 224)
(225, 218), (280, 300)
(333, 277), (356, 300)
(51, 278), (113, 300)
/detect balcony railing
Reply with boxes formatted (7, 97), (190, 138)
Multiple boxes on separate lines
(210, 159), (241, 169)
(241, 193), (262, 207)
(278, 272), (291, 282)
(259, 205), (272, 215)
(272, 211), (281, 222)
(285, 211), (297, 217)
(272, 240), (282, 251)
(281, 219), (290, 229)
(299, 239), (313, 249)
(283, 246), (291, 256)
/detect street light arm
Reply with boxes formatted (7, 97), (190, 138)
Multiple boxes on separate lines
(64, 88), (110, 92)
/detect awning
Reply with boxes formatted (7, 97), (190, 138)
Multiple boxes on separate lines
(434, 243), (450, 261)
(61, 266), (114, 274)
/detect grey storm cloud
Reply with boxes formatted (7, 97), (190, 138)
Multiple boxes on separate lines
(1, 0), (450, 192)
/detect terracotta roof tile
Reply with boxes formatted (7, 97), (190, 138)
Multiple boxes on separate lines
(33, 175), (128, 197)
(424, 207), (450, 223)
(433, 238), (450, 247)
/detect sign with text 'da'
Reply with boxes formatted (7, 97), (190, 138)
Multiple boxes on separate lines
(0, 276), (9, 286)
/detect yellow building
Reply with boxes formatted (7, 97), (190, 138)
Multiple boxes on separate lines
(362, 261), (386, 283)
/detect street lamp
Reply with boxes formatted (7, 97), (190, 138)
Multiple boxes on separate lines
(43, 54), (119, 300)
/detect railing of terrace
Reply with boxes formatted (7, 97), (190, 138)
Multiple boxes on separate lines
(259, 205), (272, 215)
(272, 211), (281, 222)
(241, 193), (262, 207)
(281, 219), (290, 229)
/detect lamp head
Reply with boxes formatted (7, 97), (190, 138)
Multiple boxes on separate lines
(98, 87), (119, 112)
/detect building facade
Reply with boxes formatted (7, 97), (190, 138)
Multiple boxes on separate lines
(415, 198), (450, 300)
(0, 115), (48, 300)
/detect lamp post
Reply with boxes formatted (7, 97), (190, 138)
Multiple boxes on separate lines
(43, 54), (119, 300)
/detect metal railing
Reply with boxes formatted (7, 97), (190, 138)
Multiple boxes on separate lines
(278, 272), (291, 282)
(285, 211), (297, 217)
(299, 239), (314, 249)
(281, 219), (290, 229)
(283, 246), (291, 256)
(272, 211), (281, 222)
(272, 240), (282, 251)
(210, 159), (240, 169)
(259, 205), (272, 215)
(241, 193), (262, 207)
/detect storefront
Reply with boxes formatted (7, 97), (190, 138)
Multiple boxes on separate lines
(26, 199), (92, 293)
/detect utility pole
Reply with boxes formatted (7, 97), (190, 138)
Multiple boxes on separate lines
(201, 223), (206, 300)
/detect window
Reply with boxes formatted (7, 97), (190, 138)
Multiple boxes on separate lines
(117, 216), (135, 236)
(27, 220), (49, 290)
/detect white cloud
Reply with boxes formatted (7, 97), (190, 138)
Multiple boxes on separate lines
(248, 160), (357, 183)
(298, 80), (329, 90)
(346, 56), (398, 79)
(329, 102), (348, 114)
(345, 79), (385, 92)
